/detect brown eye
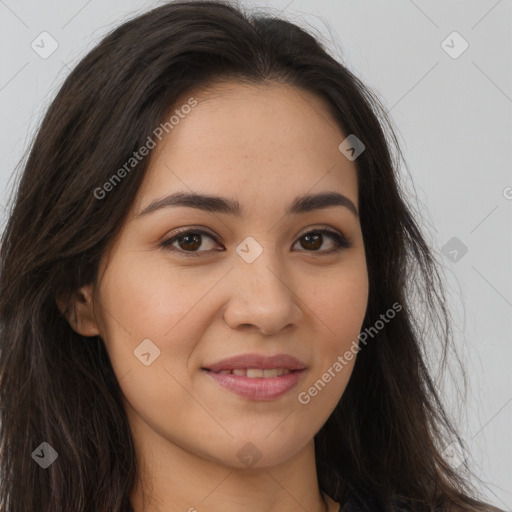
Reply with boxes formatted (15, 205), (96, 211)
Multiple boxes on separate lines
(176, 233), (202, 251)
(300, 233), (323, 251)
(161, 229), (220, 256)
(293, 229), (350, 253)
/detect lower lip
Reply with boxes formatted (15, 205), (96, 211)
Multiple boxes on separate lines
(204, 369), (306, 400)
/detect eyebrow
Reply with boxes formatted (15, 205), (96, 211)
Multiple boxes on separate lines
(137, 191), (358, 218)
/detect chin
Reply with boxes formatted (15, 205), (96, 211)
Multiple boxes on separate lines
(203, 429), (314, 470)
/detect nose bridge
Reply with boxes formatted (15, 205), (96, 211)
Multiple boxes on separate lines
(223, 240), (302, 334)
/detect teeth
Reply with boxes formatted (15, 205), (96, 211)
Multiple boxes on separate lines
(262, 368), (284, 377)
(246, 368), (264, 378)
(216, 368), (292, 377)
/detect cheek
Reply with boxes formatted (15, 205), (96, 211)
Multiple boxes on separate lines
(97, 253), (217, 344)
(293, 260), (368, 410)
(307, 260), (369, 349)
(94, 255), (221, 393)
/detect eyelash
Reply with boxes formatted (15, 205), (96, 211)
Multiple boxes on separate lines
(160, 226), (351, 257)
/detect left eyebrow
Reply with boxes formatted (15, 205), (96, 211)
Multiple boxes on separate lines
(136, 191), (358, 218)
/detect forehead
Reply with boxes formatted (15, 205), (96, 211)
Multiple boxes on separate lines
(134, 81), (359, 214)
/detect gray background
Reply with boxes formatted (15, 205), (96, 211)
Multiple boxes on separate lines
(0, 0), (510, 509)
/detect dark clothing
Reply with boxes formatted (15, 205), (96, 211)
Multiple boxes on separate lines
(336, 488), (413, 512)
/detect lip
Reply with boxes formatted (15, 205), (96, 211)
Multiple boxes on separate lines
(204, 368), (306, 400)
(203, 353), (307, 372)
(202, 353), (307, 401)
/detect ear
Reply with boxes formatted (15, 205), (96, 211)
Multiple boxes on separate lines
(56, 284), (100, 337)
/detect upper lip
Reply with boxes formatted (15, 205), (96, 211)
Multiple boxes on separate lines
(203, 353), (307, 372)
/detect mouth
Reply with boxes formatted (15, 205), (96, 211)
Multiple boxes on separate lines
(201, 353), (307, 400)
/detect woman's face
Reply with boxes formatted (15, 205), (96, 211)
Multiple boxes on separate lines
(91, 82), (368, 468)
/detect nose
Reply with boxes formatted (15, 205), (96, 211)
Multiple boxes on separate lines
(222, 253), (303, 336)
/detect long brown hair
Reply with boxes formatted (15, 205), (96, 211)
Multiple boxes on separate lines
(0, 1), (503, 511)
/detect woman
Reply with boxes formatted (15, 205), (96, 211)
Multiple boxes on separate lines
(0, 1), (503, 511)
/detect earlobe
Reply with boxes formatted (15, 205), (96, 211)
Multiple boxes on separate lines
(55, 284), (100, 337)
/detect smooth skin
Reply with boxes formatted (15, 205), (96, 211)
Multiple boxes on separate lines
(59, 81), (369, 512)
